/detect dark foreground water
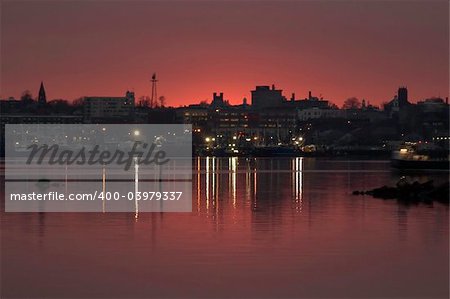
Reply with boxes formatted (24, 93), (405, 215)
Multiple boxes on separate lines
(1, 158), (449, 298)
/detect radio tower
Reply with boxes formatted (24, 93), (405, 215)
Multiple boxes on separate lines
(150, 73), (158, 108)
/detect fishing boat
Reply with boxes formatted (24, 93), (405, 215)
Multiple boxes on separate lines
(391, 143), (449, 171)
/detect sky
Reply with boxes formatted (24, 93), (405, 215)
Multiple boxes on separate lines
(1, 0), (448, 107)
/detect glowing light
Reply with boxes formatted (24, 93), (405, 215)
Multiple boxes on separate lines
(206, 156), (210, 204)
(230, 157), (237, 207)
(133, 130), (140, 136)
(233, 136), (237, 140)
(205, 137), (211, 142)
(400, 148), (408, 153)
(134, 157), (139, 220)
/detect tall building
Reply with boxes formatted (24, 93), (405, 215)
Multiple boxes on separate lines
(384, 86), (411, 117)
(38, 81), (47, 105)
(397, 86), (409, 107)
(211, 92), (227, 108)
(251, 85), (285, 109)
(83, 91), (135, 122)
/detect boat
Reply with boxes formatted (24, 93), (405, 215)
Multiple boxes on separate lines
(391, 144), (449, 171)
(252, 146), (298, 157)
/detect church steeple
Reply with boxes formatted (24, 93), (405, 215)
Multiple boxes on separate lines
(38, 81), (47, 105)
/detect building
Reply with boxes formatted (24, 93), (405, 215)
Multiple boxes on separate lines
(0, 114), (84, 155)
(251, 85), (285, 109)
(256, 106), (298, 143)
(397, 86), (409, 107)
(1, 114), (83, 125)
(384, 86), (411, 117)
(0, 97), (21, 113)
(210, 92), (229, 109)
(417, 97), (448, 113)
(291, 91), (330, 110)
(416, 97), (449, 142)
(38, 81), (47, 106)
(83, 91), (135, 122)
(298, 107), (345, 121)
(208, 106), (252, 134)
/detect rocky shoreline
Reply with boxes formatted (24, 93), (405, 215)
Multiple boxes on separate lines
(353, 178), (449, 204)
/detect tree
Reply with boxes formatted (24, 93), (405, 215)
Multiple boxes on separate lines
(342, 97), (361, 110)
(328, 102), (339, 109)
(158, 96), (166, 107)
(72, 97), (85, 107)
(20, 90), (33, 103)
(138, 95), (151, 107)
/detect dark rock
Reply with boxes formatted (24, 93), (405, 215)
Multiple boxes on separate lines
(358, 179), (449, 204)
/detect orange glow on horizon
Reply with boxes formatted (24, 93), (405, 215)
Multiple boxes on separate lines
(1, 1), (448, 107)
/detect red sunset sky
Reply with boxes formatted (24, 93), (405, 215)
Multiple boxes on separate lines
(1, 0), (448, 107)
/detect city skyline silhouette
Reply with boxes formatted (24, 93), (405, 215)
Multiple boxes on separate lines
(1, 1), (448, 106)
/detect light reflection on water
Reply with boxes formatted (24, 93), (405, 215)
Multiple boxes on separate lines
(1, 158), (449, 299)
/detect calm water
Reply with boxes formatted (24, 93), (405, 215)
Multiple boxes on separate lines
(1, 158), (449, 299)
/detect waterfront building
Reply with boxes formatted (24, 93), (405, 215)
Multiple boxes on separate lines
(1, 114), (83, 125)
(0, 97), (21, 113)
(416, 97), (449, 142)
(83, 91), (135, 122)
(176, 104), (209, 132)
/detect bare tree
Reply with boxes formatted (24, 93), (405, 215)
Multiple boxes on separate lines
(328, 102), (339, 109)
(72, 97), (85, 107)
(20, 90), (33, 102)
(158, 96), (166, 107)
(138, 95), (151, 107)
(342, 97), (361, 109)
